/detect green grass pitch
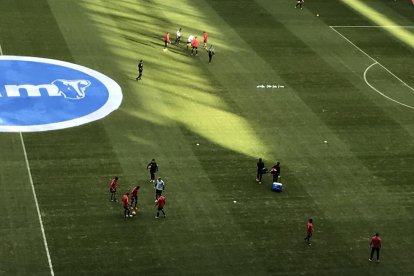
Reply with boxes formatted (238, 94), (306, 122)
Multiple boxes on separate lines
(0, 0), (413, 275)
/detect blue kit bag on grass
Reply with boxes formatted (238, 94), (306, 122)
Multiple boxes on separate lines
(272, 182), (283, 192)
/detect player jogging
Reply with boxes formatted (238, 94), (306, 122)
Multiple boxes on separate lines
(155, 195), (166, 218)
(304, 218), (314, 245)
(109, 176), (119, 202)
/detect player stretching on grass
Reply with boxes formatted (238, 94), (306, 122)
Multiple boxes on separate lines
(109, 176), (119, 202)
(304, 218), (314, 245)
(155, 195), (166, 218)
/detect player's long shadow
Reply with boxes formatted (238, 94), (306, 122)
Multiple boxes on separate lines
(123, 35), (152, 47)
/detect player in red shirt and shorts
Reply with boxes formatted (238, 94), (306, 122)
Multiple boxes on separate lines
(369, 233), (381, 262)
(304, 218), (314, 245)
(164, 32), (171, 49)
(109, 176), (118, 202)
(130, 186), (140, 209)
(191, 37), (199, 56)
(155, 195), (166, 218)
(203, 31), (208, 48)
(122, 193), (132, 218)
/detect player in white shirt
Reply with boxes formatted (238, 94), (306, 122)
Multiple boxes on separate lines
(175, 28), (182, 45)
(187, 35), (194, 49)
(155, 177), (165, 199)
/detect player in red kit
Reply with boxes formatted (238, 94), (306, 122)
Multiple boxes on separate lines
(203, 31), (208, 48)
(369, 233), (381, 262)
(164, 32), (171, 49)
(155, 195), (166, 218)
(109, 176), (119, 202)
(122, 193), (132, 218)
(130, 186), (140, 209)
(191, 36), (199, 56)
(304, 218), (314, 245)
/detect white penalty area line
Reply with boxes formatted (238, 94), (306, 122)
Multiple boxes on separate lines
(329, 26), (414, 109)
(0, 44), (54, 276)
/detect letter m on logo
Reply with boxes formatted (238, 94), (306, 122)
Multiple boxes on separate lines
(3, 84), (60, 97)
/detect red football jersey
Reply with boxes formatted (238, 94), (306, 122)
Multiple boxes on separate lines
(164, 33), (170, 42)
(122, 194), (129, 207)
(157, 196), (166, 208)
(192, 38), (199, 48)
(110, 179), (118, 189)
(131, 187), (138, 197)
(370, 236), (381, 248)
(307, 222), (314, 234)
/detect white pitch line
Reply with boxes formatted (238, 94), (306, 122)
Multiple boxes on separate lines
(364, 62), (414, 110)
(0, 44), (54, 275)
(20, 133), (55, 276)
(330, 26), (414, 107)
(330, 25), (414, 28)
(330, 26), (414, 93)
(329, 26), (377, 62)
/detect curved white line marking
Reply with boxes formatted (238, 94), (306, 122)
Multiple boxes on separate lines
(364, 62), (414, 109)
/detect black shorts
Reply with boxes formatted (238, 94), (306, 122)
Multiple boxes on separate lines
(155, 189), (162, 196)
(157, 207), (164, 211)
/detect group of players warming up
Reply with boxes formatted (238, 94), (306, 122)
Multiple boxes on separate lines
(109, 158), (166, 219)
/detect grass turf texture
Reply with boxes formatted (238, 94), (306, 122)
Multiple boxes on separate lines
(0, 0), (414, 275)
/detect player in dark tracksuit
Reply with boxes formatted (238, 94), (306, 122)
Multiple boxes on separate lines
(256, 158), (265, 184)
(270, 162), (281, 182)
(295, 0), (304, 9)
(136, 60), (143, 80)
(208, 45), (215, 63)
(147, 159), (158, 182)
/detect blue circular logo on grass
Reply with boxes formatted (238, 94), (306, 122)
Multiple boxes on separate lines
(0, 56), (123, 132)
